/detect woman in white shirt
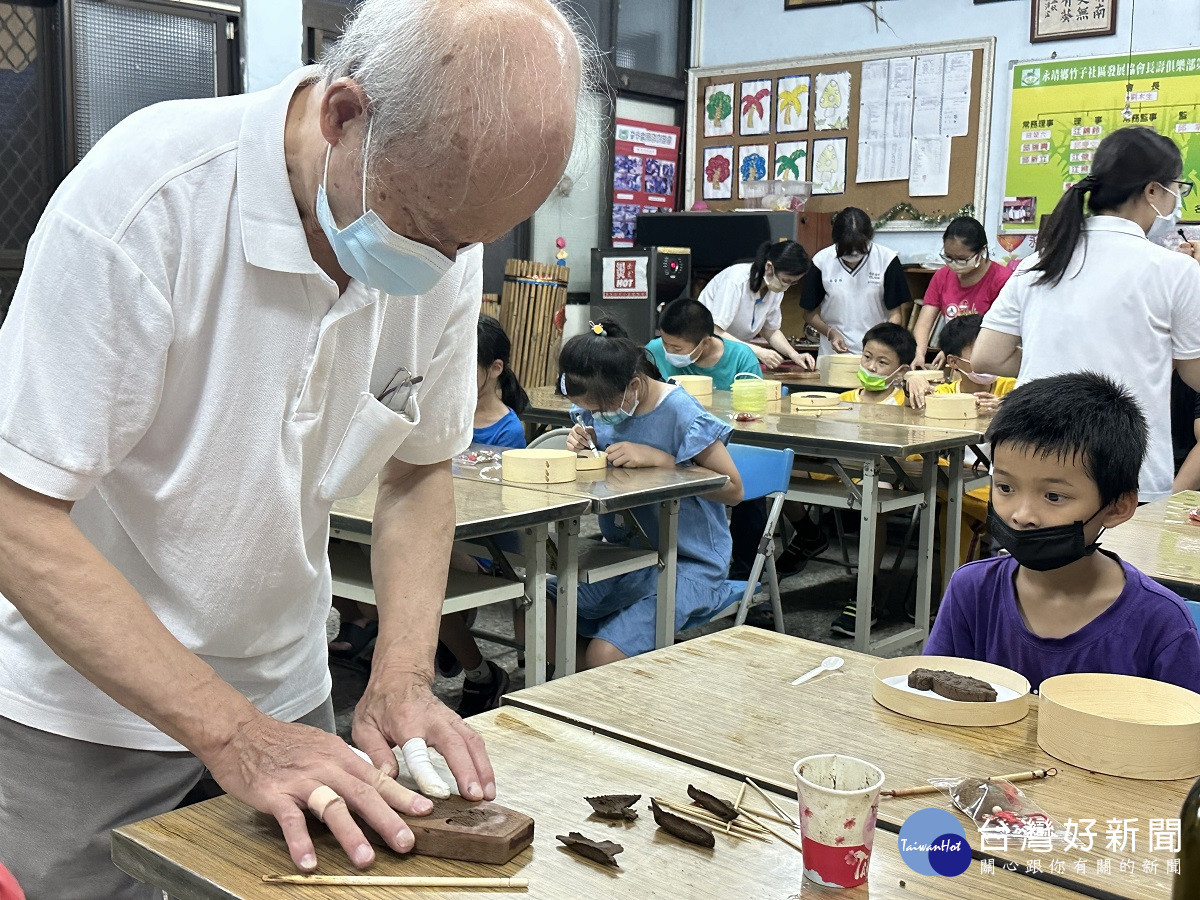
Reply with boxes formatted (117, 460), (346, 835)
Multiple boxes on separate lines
(696, 239), (816, 370)
(800, 207), (911, 357)
(974, 126), (1200, 501)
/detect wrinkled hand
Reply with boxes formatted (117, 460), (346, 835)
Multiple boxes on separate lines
(828, 330), (849, 354)
(752, 345), (785, 369)
(566, 423), (597, 452)
(204, 711), (432, 873)
(975, 392), (1003, 413)
(791, 352), (816, 371)
(353, 670), (495, 804)
(606, 441), (673, 469)
(906, 376), (934, 409)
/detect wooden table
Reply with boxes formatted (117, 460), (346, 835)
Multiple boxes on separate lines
(523, 385), (986, 653)
(331, 478), (590, 685)
(452, 447), (729, 670)
(1103, 490), (1200, 599)
(111, 706), (1080, 900)
(506, 626), (1188, 899)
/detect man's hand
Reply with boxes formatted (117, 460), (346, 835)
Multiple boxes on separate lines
(204, 710), (432, 873)
(789, 352), (816, 371)
(605, 442), (676, 469)
(566, 423), (597, 452)
(752, 345), (785, 369)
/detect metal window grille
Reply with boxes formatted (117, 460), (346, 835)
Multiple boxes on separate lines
(0, 3), (52, 257)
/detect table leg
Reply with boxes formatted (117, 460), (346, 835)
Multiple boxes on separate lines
(555, 516), (580, 678)
(944, 447), (965, 597)
(655, 498), (680, 650)
(855, 458), (879, 654)
(522, 523), (548, 687)
(914, 453), (937, 644)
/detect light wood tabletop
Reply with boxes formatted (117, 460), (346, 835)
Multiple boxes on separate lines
(1102, 491), (1200, 597)
(110, 705), (1081, 900)
(505, 626), (1190, 899)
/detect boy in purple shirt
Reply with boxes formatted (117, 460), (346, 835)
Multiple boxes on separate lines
(926, 372), (1200, 693)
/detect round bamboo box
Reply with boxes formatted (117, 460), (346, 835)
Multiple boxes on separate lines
(574, 451), (608, 471)
(924, 393), (978, 420)
(501, 449), (577, 484)
(669, 375), (713, 399)
(789, 391), (843, 410)
(1037, 673), (1200, 780)
(872, 656), (1031, 726)
(821, 353), (862, 389)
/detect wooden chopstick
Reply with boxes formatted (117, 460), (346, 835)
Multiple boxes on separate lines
(881, 768), (1058, 798)
(262, 874), (529, 888)
(744, 777), (800, 828)
(737, 808), (804, 856)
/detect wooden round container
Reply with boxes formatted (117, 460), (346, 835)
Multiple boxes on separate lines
(501, 449), (577, 484)
(872, 656), (1031, 726)
(1037, 673), (1200, 780)
(790, 392), (843, 410)
(574, 451), (608, 471)
(823, 353), (862, 389)
(924, 393), (978, 420)
(669, 375), (713, 399)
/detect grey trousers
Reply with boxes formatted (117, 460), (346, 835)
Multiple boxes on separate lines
(0, 697), (335, 900)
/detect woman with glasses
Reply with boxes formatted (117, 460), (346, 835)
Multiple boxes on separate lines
(912, 216), (1012, 369)
(973, 126), (1200, 502)
(800, 206), (911, 358)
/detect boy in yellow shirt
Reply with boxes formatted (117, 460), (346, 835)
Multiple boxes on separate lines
(838, 322), (913, 405)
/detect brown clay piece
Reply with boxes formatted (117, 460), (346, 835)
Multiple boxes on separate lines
(585, 794), (641, 821)
(556, 832), (624, 867)
(907, 667), (997, 702)
(686, 785), (738, 822)
(649, 799), (716, 848)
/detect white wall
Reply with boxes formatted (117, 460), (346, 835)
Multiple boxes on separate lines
(244, 0), (304, 92)
(694, 0), (1200, 260)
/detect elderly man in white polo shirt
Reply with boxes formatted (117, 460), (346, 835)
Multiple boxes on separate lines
(0, 1), (592, 896)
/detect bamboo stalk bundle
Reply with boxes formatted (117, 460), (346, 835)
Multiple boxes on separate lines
(501, 259), (569, 389)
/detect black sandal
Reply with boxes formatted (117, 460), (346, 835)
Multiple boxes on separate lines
(329, 619), (378, 660)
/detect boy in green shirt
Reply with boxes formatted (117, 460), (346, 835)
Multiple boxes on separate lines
(647, 298), (763, 390)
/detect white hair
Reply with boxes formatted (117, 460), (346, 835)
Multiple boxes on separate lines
(319, 0), (604, 186)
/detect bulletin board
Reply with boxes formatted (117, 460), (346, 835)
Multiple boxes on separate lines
(1001, 47), (1200, 232)
(685, 39), (995, 231)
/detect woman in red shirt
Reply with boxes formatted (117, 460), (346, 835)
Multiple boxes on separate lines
(913, 216), (1012, 368)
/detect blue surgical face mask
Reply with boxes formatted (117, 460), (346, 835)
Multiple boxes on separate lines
(594, 383), (640, 426)
(664, 342), (703, 368)
(1147, 184), (1183, 244)
(315, 120), (457, 296)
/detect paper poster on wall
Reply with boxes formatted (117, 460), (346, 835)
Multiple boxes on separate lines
(776, 75), (810, 133)
(611, 118), (680, 247)
(814, 72), (851, 131)
(912, 54), (945, 138)
(702, 145), (733, 200)
(738, 144), (770, 199)
(812, 138), (847, 195)
(774, 140), (808, 181)
(704, 82), (735, 137)
(910, 136), (952, 196)
(739, 79), (772, 136)
(940, 51), (973, 137)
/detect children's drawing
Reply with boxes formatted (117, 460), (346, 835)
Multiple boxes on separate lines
(776, 75), (810, 133)
(739, 79), (772, 136)
(774, 141), (808, 180)
(702, 146), (733, 200)
(814, 72), (851, 131)
(812, 138), (847, 195)
(738, 144), (769, 199)
(704, 83), (734, 137)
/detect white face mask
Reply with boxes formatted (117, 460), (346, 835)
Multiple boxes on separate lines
(663, 342), (704, 368)
(1147, 184), (1183, 243)
(762, 264), (788, 293)
(945, 254), (981, 274)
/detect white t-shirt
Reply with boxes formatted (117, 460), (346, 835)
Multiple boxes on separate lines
(983, 216), (1200, 502)
(801, 243), (910, 357)
(0, 67), (480, 750)
(697, 262), (784, 342)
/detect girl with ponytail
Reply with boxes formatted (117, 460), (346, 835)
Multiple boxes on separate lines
(473, 314), (529, 445)
(973, 126), (1200, 502)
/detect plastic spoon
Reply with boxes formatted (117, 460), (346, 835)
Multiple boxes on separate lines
(791, 656), (844, 686)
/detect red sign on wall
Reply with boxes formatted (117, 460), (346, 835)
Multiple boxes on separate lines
(612, 118), (681, 248)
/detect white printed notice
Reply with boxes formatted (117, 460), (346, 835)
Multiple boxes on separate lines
(912, 54), (945, 139)
(883, 56), (914, 181)
(940, 51), (973, 138)
(910, 136), (952, 196)
(855, 59), (889, 182)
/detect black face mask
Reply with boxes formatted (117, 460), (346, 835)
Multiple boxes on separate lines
(986, 501), (1106, 572)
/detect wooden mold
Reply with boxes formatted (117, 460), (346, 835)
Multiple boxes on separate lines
(924, 393), (978, 420)
(575, 451), (608, 472)
(670, 375), (713, 399)
(1037, 673), (1200, 780)
(872, 656), (1031, 727)
(501, 449), (577, 484)
(353, 796), (534, 866)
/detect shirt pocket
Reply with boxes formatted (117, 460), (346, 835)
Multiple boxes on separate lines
(317, 391), (419, 502)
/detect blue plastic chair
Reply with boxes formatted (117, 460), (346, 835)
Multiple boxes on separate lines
(717, 443), (796, 632)
(1187, 600), (1200, 633)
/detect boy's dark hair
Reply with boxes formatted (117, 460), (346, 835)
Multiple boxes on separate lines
(938, 314), (984, 360)
(478, 315), (529, 415)
(558, 318), (662, 408)
(658, 298), (715, 345)
(832, 206), (874, 258)
(748, 239), (810, 293)
(861, 322), (916, 366)
(986, 372), (1147, 506)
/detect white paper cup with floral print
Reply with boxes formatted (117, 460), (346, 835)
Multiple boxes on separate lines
(793, 754), (885, 888)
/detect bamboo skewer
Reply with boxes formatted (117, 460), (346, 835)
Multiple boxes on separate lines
(736, 805), (793, 826)
(262, 875), (529, 888)
(651, 797), (771, 840)
(744, 777), (799, 828)
(737, 808), (805, 856)
(881, 767), (1058, 799)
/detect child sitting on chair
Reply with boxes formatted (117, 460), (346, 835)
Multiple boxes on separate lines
(839, 322), (913, 406)
(925, 372), (1200, 692)
(647, 297), (772, 391)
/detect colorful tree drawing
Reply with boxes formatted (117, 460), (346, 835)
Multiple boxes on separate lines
(779, 85), (806, 127)
(740, 153), (767, 183)
(707, 90), (732, 129)
(775, 147), (807, 180)
(741, 88), (770, 129)
(814, 142), (841, 192)
(705, 153), (731, 189)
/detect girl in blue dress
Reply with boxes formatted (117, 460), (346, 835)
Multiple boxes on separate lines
(559, 321), (744, 668)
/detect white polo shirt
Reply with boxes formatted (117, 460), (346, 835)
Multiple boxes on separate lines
(983, 216), (1200, 502)
(697, 262), (784, 342)
(0, 67), (480, 750)
(800, 243), (910, 356)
